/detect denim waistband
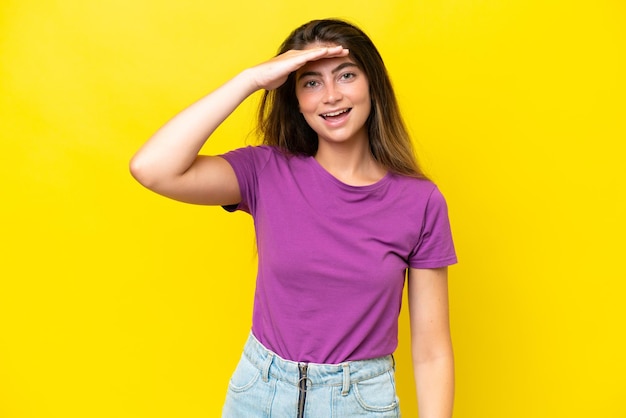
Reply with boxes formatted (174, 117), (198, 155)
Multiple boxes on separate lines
(242, 333), (395, 389)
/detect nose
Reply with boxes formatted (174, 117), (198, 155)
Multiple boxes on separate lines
(323, 82), (343, 104)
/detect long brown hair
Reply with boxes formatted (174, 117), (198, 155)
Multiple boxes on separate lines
(258, 19), (426, 179)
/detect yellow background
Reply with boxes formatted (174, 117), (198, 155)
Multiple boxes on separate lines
(1, 0), (625, 417)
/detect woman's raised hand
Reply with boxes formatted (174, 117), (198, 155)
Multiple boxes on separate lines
(250, 46), (349, 91)
(130, 46), (349, 206)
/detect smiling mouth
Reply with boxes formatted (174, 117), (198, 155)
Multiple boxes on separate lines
(320, 108), (351, 119)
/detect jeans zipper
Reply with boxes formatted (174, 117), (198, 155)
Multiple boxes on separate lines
(297, 363), (308, 418)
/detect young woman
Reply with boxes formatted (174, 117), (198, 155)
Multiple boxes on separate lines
(130, 19), (457, 418)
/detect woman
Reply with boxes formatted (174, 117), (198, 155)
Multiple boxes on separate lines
(130, 19), (456, 418)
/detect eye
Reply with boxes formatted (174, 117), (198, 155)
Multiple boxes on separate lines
(339, 72), (356, 81)
(303, 80), (320, 88)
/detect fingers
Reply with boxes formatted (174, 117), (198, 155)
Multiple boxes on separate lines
(275, 46), (350, 77)
(251, 46), (350, 91)
(304, 45), (349, 58)
(290, 45), (349, 64)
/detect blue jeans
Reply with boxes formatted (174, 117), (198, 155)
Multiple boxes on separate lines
(222, 333), (401, 417)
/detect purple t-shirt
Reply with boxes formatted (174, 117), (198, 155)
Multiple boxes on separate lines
(221, 146), (457, 364)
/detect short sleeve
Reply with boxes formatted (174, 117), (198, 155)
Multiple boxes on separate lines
(408, 187), (458, 269)
(219, 146), (273, 215)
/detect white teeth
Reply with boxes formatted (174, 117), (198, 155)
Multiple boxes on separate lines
(322, 109), (349, 118)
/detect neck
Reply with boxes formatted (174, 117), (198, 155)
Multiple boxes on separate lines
(314, 137), (387, 186)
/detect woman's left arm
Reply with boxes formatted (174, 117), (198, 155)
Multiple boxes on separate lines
(407, 266), (454, 418)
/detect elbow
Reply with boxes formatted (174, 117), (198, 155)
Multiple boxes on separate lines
(129, 154), (158, 189)
(412, 339), (454, 366)
(129, 154), (145, 183)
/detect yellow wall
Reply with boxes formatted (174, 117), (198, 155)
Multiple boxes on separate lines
(1, 1), (624, 417)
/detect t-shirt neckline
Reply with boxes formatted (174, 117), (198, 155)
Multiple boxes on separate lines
(307, 155), (393, 192)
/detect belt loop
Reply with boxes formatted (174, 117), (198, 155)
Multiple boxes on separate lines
(262, 352), (273, 383)
(391, 354), (396, 370)
(341, 363), (350, 396)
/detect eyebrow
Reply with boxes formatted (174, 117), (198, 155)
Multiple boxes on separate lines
(297, 62), (359, 80)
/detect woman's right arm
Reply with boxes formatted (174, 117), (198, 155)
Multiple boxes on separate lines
(129, 46), (348, 206)
(129, 69), (257, 206)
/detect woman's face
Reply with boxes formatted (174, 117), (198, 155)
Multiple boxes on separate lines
(294, 46), (371, 147)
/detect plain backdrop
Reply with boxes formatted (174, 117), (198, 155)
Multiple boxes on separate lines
(1, 1), (625, 416)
